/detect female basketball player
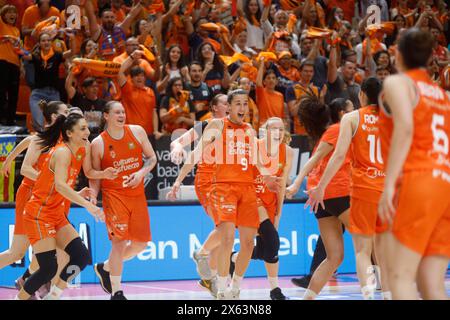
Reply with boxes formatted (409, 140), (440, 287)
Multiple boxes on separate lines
(16, 113), (114, 300)
(168, 94), (228, 297)
(285, 96), (352, 300)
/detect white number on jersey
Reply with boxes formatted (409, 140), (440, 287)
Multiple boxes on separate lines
(431, 114), (449, 155)
(367, 134), (384, 164)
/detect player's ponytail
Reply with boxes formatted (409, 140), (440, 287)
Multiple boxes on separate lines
(39, 100), (66, 125)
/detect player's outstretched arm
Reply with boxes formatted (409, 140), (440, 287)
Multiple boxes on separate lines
(306, 112), (356, 212)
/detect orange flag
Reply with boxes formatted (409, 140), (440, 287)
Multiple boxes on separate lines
(366, 22), (396, 38)
(256, 51), (278, 62)
(306, 27), (332, 39)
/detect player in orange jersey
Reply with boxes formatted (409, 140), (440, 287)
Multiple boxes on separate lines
(171, 89), (281, 299)
(378, 28), (450, 300)
(285, 96), (353, 300)
(307, 78), (391, 300)
(168, 94), (228, 297)
(90, 101), (157, 300)
(16, 113), (116, 300)
(0, 101), (69, 299)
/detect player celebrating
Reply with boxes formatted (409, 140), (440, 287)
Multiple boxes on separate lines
(252, 117), (293, 300)
(307, 78), (391, 300)
(378, 28), (450, 300)
(168, 94), (228, 297)
(90, 101), (157, 300)
(285, 96), (352, 300)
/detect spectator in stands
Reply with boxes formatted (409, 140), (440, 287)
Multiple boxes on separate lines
(113, 36), (157, 81)
(118, 49), (161, 138)
(256, 56), (287, 129)
(286, 60), (321, 136)
(326, 33), (361, 108)
(298, 35), (328, 89)
(21, 0), (60, 87)
(159, 77), (195, 135)
(240, 0), (268, 51)
(375, 65), (390, 82)
(274, 51), (301, 94)
(65, 73), (106, 135)
(186, 61), (213, 121)
(85, 0), (142, 60)
(196, 42), (230, 96)
(157, 44), (189, 93)
(0, 4), (20, 126)
(22, 32), (73, 131)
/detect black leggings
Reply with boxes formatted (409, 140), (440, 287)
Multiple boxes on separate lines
(0, 60), (20, 124)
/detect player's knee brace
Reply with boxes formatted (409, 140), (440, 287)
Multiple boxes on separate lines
(259, 219), (280, 264)
(23, 250), (57, 295)
(251, 235), (265, 260)
(60, 237), (91, 282)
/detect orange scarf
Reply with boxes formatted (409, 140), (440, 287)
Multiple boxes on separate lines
(40, 47), (55, 69)
(250, 15), (261, 27)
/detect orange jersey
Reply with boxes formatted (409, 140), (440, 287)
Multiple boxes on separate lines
(213, 118), (256, 184)
(254, 140), (286, 201)
(379, 69), (450, 175)
(307, 123), (351, 199)
(350, 105), (385, 200)
(25, 144), (85, 217)
(21, 152), (48, 188)
(100, 125), (144, 196)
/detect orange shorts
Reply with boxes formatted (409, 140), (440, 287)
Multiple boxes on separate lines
(210, 183), (259, 228)
(102, 190), (151, 242)
(393, 171), (450, 258)
(194, 172), (217, 221)
(14, 183), (33, 235)
(256, 193), (278, 224)
(23, 205), (70, 245)
(349, 196), (388, 236)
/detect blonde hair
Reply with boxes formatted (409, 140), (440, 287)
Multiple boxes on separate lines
(259, 117), (290, 144)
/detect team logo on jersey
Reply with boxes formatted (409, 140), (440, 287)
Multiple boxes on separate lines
(128, 142), (136, 150)
(109, 145), (116, 158)
(76, 154), (83, 161)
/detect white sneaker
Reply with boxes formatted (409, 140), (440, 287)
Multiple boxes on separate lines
(227, 288), (240, 300)
(216, 291), (226, 300)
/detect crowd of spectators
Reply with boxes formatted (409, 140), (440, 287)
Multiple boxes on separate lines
(0, 0), (448, 137)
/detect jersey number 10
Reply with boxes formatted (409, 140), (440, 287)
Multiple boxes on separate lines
(367, 134), (383, 164)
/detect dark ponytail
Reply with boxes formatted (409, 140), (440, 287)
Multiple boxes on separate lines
(38, 100), (65, 125)
(37, 114), (66, 151)
(328, 98), (347, 124)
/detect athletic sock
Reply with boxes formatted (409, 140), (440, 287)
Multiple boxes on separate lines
(103, 260), (110, 272)
(44, 285), (63, 300)
(110, 275), (122, 295)
(303, 289), (317, 300)
(210, 269), (218, 278)
(361, 285), (375, 300)
(21, 268), (31, 281)
(217, 276), (228, 293)
(231, 274), (242, 291)
(382, 291), (392, 300)
(268, 277), (279, 290)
